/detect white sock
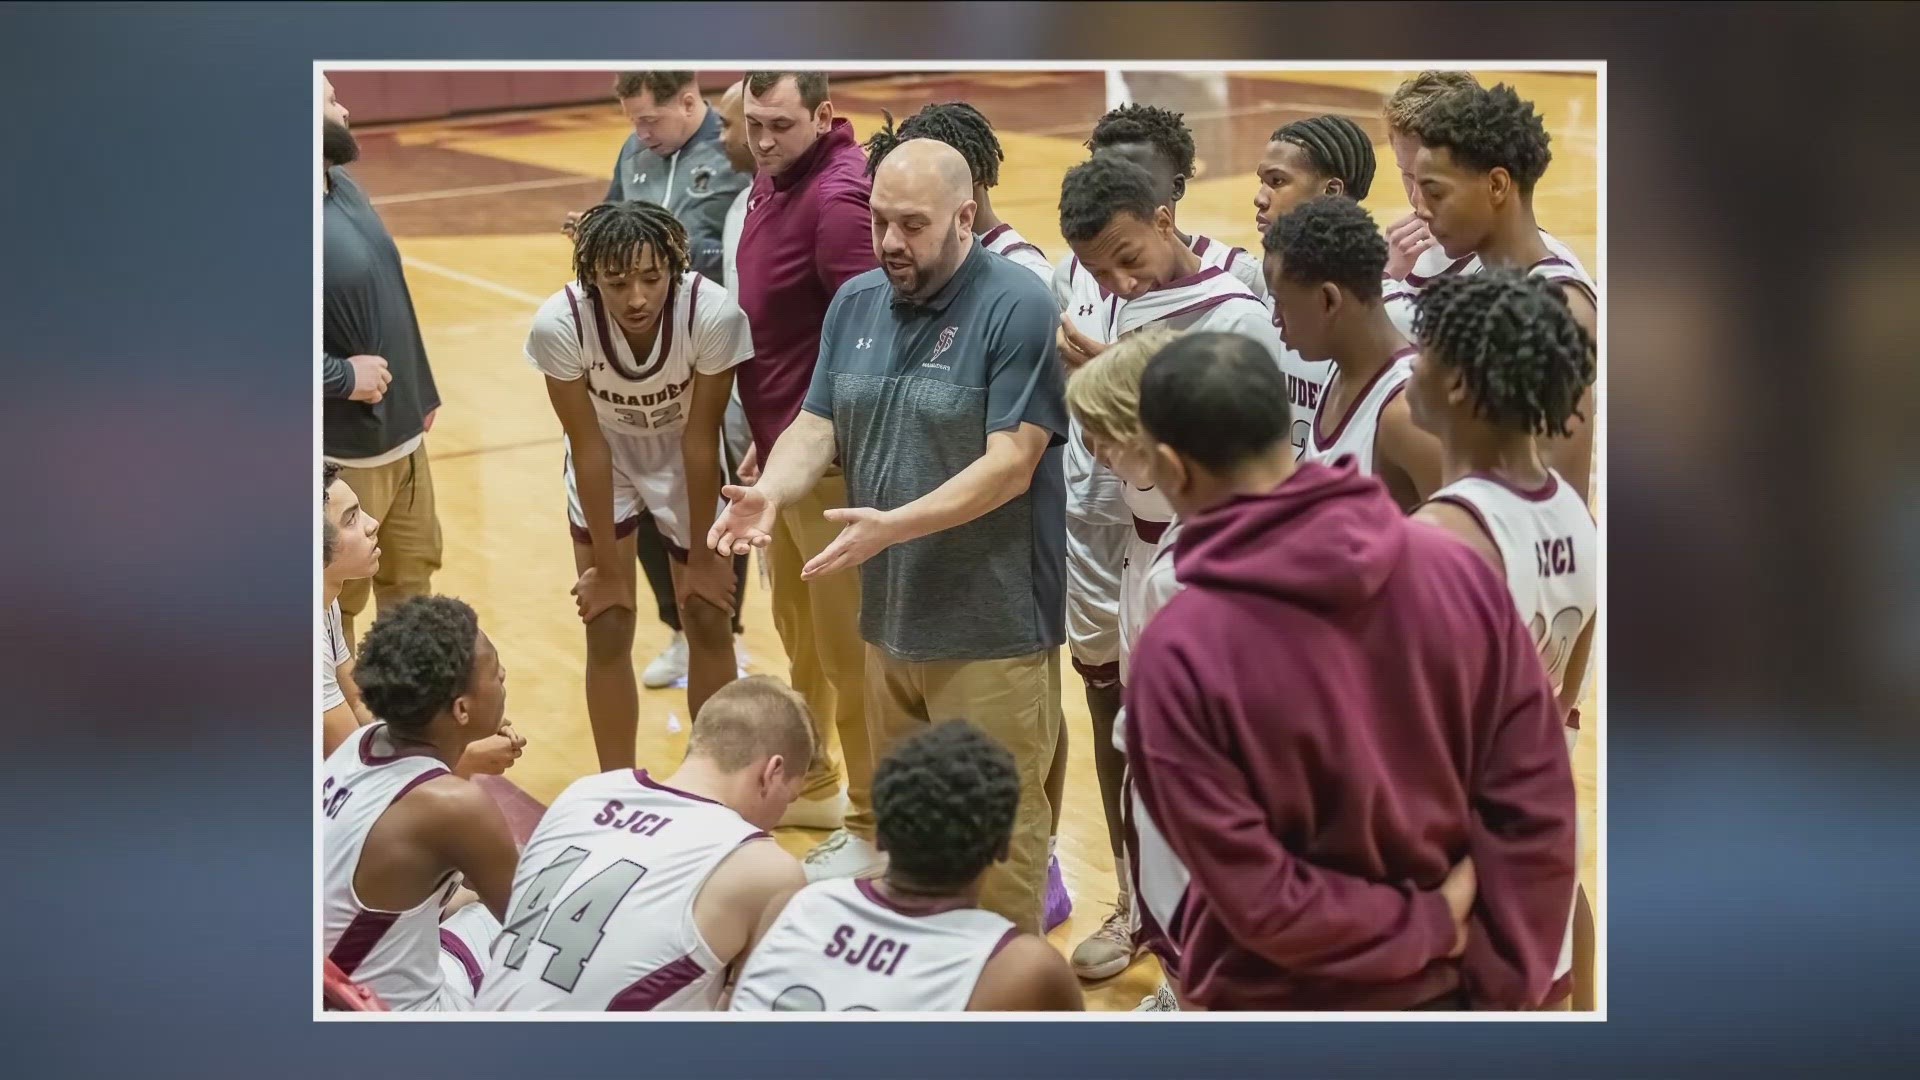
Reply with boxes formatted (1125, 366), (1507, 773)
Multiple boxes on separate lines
(1048, 836), (1058, 859)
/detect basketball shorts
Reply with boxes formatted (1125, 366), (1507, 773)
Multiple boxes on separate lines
(433, 902), (501, 1011)
(563, 429), (725, 557)
(1065, 515), (1128, 672)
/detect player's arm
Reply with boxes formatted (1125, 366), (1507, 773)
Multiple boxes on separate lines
(1558, 616), (1597, 721)
(697, 838), (808, 968)
(1459, 604), (1580, 1009)
(713, 856), (808, 1007)
(544, 376), (621, 568)
(966, 934), (1085, 1012)
(882, 423), (1052, 545)
(414, 777), (522, 923)
(1547, 287), (1598, 503)
(1412, 499), (1505, 575)
(1125, 633), (1464, 987)
(1376, 391), (1444, 511)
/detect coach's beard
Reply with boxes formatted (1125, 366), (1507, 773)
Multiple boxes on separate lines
(323, 118), (360, 167)
(888, 231), (966, 303)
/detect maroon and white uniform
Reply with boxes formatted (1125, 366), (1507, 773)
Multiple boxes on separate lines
(1424, 467), (1597, 979)
(476, 769), (770, 1012)
(1385, 230), (1592, 338)
(1301, 347), (1418, 477)
(730, 878), (1016, 1012)
(979, 223), (1052, 283)
(322, 725), (501, 1011)
(1051, 255), (1129, 678)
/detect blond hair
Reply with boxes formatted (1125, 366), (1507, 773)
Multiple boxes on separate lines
(1066, 326), (1185, 450)
(1384, 70), (1481, 135)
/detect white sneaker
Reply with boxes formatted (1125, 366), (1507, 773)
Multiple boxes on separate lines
(1134, 981), (1179, 1012)
(642, 631), (689, 689)
(802, 829), (886, 882)
(779, 789), (848, 830)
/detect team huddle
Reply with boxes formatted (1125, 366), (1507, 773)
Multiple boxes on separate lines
(320, 68), (1597, 1013)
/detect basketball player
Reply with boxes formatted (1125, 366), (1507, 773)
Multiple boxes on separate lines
(1402, 82), (1598, 500)
(1408, 269), (1599, 1010)
(322, 596), (521, 1012)
(1062, 324), (1187, 1011)
(474, 676), (812, 1011)
(730, 720), (1084, 1012)
(528, 202), (751, 770)
(321, 466), (523, 771)
(1252, 114), (1378, 236)
(864, 102), (1053, 282)
(1267, 195), (1442, 508)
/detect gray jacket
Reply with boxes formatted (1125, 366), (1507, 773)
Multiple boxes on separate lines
(606, 105), (750, 284)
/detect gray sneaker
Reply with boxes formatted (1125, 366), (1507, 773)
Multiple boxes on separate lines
(802, 828), (886, 883)
(1070, 903), (1140, 981)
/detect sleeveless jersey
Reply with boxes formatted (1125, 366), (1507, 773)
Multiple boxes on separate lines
(1052, 254), (1128, 529)
(322, 725), (462, 1012)
(1387, 232), (1595, 338)
(979, 224), (1053, 283)
(1425, 470), (1597, 700)
(475, 769), (768, 1012)
(1265, 296), (1335, 461)
(1301, 348), (1417, 475)
(1186, 232), (1266, 299)
(730, 878), (1016, 1013)
(525, 270), (753, 439)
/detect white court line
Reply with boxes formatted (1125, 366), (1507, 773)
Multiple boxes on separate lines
(373, 174), (600, 207)
(401, 255), (547, 306)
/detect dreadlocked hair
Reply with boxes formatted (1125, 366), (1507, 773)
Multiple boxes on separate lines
(1087, 103), (1196, 179)
(1412, 268), (1595, 438)
(1270, 115), (1377, 200)
(865, 102), (1003, 186)
(1405, 83), (1553, 196)
(570, 200), (690, 297)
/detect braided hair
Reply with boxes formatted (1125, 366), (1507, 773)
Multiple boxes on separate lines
(570, 200), (690, 298)
(1269, 115), (1376, 200)
(1087, 103), (1197, 180)
(865, 102), (1003, 187)
(1412, 268), (1595, 438)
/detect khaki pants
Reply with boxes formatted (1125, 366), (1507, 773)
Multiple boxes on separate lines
(865, 645), (1062, 935)
(767, 471), (872, 835)
(334, 441), (442, 642)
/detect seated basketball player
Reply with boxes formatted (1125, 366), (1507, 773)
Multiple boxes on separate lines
(475, 676), (811, 1011)
(1123, 332), (1576, 1010)
(864, 102), (1052, 283)
(1266, 195), (1443, 509)
(321, 596), (522, 1011)
(321, 465), (523, 768)
(729, 720), (1084, 1012)
(1402, 83), (1599, 501)
(1248, 112), (1417, 408)
(529, 202), (752, 770)
(1408, 269), (1600, 1010)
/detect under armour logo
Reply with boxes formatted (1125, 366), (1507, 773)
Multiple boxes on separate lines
(1078, 303), (1094, 317)
(855, 337), (875, 350)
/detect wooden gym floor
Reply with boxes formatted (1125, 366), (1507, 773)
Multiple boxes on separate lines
(339, 68), (1600, 1012)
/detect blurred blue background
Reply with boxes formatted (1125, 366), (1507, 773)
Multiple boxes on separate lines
(1, 3), (1916, 1075)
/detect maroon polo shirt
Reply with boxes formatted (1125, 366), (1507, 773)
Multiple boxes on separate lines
(734, 118), (879, 454)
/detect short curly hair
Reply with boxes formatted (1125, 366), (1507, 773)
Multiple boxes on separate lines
(1412, 268), (1596, 438)
(1059, 153), (1162, 243)
(352, 596), (481, 735)
(1405, 82), (1553, 196)
(1263, 194), (1389, 300)
(1087, 103), (1196, 180)
(1270, 115), (1376, 200)
(872, 720), (1020, 893)
(865, 102), (1003, 187)
(613, 71), (695, 103)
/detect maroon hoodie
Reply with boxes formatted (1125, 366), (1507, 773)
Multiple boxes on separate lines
(1124, 459), (1576, 1010)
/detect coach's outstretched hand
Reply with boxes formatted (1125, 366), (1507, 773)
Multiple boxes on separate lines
(801, 507), (901, 581)
(710, 484), (779, 556)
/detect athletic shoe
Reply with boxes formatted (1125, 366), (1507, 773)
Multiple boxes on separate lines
(1044, 855), (1073, 931)
(779, 789), (848, 830)
(642, 631), (688, 689)
(802, 829), (886, 883)
(1134, 981), (1179, 1012)
(1070, 903), (1140, 981)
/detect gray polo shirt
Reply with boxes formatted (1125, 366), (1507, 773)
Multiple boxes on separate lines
(803, 244), (1068, 663)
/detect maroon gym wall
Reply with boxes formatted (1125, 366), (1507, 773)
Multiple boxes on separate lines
(325, 70), (888, 126)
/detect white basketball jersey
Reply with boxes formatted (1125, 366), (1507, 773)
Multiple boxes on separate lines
(1265, 296), (1336, 461)
(1187, 232), (1266, 299)
(730, 878), (1016, 1013)
(528, 271), (750, 438)
(1388, 231), (1595, 338)
(1119, 516), (1182, 687)
(979, 224), (1053, 283)
(1301, 348), (1416, 475)
(322, 725), (461, 1012)
(475, 769), (767, 1012)
(1426, 471), (1597, 697)
(1052, 255), (1129, 529)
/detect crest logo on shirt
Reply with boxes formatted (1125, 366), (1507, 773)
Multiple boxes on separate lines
(690, 165), (713, 195)
(928, 324), (958, 365)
